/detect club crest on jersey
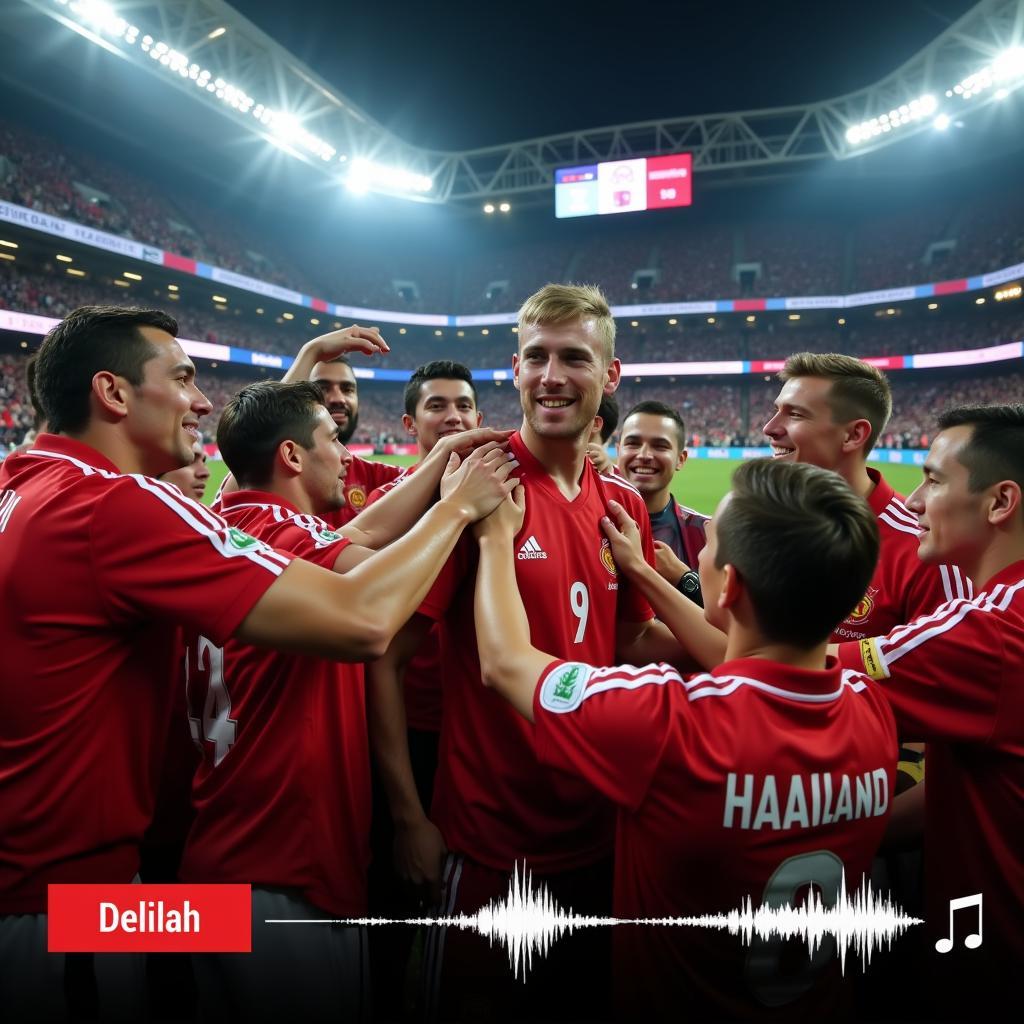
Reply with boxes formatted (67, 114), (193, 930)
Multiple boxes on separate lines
(226, 527), (258, 550)
(347, 486), (367, 509)
(315, 528), (343, 544)
(846, 586), (878, 624)
(599, 538), (618, 577)
(539, 662), (591, 713)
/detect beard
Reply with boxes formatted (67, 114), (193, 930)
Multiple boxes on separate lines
(332, 407), (359, 445)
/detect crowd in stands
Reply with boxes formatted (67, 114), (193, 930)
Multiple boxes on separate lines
(5, 116), (1024, 315)
(4, 338), (1023, 457)
(4, 262), (1023, 372)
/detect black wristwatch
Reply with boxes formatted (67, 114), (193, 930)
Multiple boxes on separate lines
(676, 570), (703, 607)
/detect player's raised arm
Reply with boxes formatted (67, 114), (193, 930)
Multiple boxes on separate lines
(237, 443), (519, 659)
(341, 426), (514, 550)
(282, 324), (390, 384)
(601, 499), (727, 669)
(473, 486), (554, 721)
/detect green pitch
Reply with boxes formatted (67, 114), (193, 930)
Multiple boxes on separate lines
(202, 455), (924, 513)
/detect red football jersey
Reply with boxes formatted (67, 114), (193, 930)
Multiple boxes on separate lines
(839, 559), (1024, 973)
(420, 431), (656, 872)
(0, 437), (289, 913)
(325, 454), (403, 527)
(831, 469), (971, 642)
(367, 465), (442, 732)
(533, 655), (898, 1020)
(179, 492), (371, 916)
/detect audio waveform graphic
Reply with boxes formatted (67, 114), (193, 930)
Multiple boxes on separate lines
(267, 863), (923, 981)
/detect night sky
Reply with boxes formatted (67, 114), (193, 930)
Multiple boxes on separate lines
(228, 0), (978, 149)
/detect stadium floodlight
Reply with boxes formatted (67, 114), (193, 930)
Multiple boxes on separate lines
(934, 113), (952, 130)
(207, 27), (226, 40)
(499, 202), (511, 212)
(947, 46), (1024, 100)
(844, 94), (937, 145)
(483, 203), (495, 213)
(345, 157), (432, 197)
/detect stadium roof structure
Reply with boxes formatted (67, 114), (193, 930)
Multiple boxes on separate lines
(16, 0), (1024, 204)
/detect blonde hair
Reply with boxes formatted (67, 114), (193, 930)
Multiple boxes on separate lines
(781, 352), (893, 453)
(517, 283), (616, 363)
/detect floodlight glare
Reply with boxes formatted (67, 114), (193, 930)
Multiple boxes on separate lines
(483, 203), (495, 213)
(499, 202), (511, 212)
(934, 113), (951, 130)
(345, 157), (432, 196)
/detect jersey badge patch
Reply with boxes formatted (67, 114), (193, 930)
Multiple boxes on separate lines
(346, 486), (367, 510)
(846, 586), (878, 624)
(226, 527), (259, 550)
(539, 662), (591, 713)
(599, 538), (618, 577)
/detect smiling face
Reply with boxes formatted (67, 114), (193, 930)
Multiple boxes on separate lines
(403, 378), (481, 455)
(513, 319), (620, 442)
(125, 328), (212, 477)
(763, 376), (848, 470)
(162, 441), (210, 501)
(617, 411), (687, 501)
(310, 361), (359, 443)
(907, 425), (990, 570)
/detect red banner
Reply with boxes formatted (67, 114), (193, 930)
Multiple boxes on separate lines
(48, 884), (252, 953)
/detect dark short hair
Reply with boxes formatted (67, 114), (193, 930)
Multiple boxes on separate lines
(623, 400), (687, 449)
(25, 355), (46, 428)
(780, 352), (892, 453)
(715, 459), (880, 648)
(596, 394), (619, 443)
(403, 360), (477, 416)
(937, 404), (1024, 493)
(34, 305), (178, 434)
(217, 381), (328, 488)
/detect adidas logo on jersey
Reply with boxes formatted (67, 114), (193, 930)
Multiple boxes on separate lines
(517, 535), (548, 560)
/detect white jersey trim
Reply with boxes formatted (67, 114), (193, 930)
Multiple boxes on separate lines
(879, 578), (1024, 669)
(224, 502), (345, 549)
(879, 510), (922, 537)
(31, 450), (289, 575)
(598, 471), (643, 499)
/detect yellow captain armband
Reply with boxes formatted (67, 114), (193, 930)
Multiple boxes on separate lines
(859, 638), (889, 681)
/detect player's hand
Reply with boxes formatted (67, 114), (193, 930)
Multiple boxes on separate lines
(601, 499), (647, 576)
(586, 442), (613, 475)
(393, 816), (447, 905)
(439, 443), (520, 521)
(428, 426), (514, 464)
(474, 484), (526, 540)
(654, 541), (690, 584)
(309, 324), (390, 359)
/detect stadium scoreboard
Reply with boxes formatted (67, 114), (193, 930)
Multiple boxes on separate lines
(555, 153), (692, 219)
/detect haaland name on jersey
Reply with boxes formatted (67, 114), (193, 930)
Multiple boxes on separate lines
(723, 769), (890, 831)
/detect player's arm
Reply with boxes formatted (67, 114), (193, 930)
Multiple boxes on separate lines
(237, 444), (518, 660)
(474, 487), (551, 722)
(366, 614), (446, 893)
(603, 500), (726, 670)
(340, 427), (514, 550)
(281, 324), (389, 384)
(836, 607), (1004, 743)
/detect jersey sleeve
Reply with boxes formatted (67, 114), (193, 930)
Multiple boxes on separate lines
(531, 659), (680, 810)
(277, 521), (352, 569)
(90, 477), (292, 645)
(841, 598), (1004, 744)
(903, 558), (973, 624)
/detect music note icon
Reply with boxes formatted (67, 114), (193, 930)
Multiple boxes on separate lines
(935, 893), (983, 953)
